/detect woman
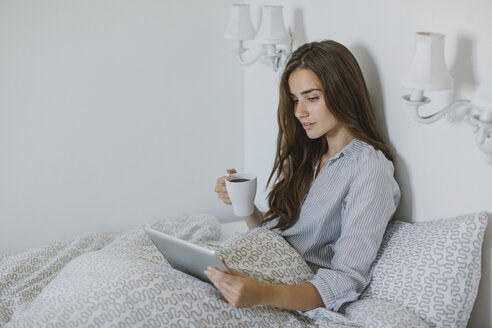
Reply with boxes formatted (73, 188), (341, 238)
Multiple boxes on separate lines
(207, 40), (400, 312)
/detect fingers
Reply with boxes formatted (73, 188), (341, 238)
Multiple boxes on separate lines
(214, 176), (227, 198)
(205, 267), (240, 304)
(214, 176), (227, 193)
(215, 180), (231, 205)
(220, 198), (232, 205)
(222, 259), (240, 276)
(215, 175), (226, 187)
(205, 266), (233, 289)
(204, 266), (254, 307)
(214, 168), (236, 205)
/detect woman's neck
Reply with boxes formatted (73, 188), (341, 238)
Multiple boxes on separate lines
(325, 127), (354, 159)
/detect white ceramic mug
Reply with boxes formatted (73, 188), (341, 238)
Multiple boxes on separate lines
(225, 173), (257, 216)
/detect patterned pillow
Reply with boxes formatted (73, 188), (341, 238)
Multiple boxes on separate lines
(361, 212), (488, 328)
(217, 227), (314, 285)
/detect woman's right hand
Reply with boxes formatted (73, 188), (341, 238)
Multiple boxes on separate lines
(215, 169), (237, 205)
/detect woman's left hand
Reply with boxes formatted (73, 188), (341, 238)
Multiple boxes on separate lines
(204, 260), (268, 307)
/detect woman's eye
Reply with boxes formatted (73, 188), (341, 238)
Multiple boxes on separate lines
(307, 97), (319, 102)
(291, 99), (299, 104)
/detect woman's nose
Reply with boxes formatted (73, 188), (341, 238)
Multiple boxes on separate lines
(294, 102), (308, 119)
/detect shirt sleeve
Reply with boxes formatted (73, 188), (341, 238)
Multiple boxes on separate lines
(308, 150), (401, 311)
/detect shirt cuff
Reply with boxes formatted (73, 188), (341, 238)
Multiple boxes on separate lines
(308, 270), (361, 312)
(308, 274), (338, 311)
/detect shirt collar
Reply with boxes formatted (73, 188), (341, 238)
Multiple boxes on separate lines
(313, 138), (368, 179)
(339, 138), (368, 160)
(326, 138), (367, 163)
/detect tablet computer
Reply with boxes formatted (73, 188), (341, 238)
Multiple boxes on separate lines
(144, 227), (228, 283)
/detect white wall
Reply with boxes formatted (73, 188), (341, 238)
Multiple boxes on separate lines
(0, 0), (244, 253)
(243, 0), (492, 326)
(1, 0), (490, 326)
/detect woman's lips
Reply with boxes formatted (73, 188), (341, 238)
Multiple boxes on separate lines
(302, 122), (315, 130)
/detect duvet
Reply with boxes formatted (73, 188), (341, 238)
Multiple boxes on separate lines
(0, 214), (429, 327)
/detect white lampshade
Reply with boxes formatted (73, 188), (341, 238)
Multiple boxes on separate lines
(224, 4), (256, 40)
(254, 5), (290, 45)
(401, 32), (453, 91)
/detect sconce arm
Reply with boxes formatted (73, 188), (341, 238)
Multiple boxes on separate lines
(410, 99), (476, 124)
(236, 50), (264, 66)
(263, 48), (290, 72)
(403, 94), (492, 163)
(232, 40), (264, 66)
(230, 29), (293, 71)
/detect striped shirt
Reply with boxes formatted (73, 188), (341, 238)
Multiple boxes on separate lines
(263, 138), (400, 311)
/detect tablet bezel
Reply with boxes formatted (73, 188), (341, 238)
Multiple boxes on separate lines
(144, 227), (228, 283)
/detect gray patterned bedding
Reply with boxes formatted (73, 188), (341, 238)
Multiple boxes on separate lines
(1, 212), (486, 327)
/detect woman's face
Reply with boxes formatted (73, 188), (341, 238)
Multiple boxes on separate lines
(288, 68), (343, 140)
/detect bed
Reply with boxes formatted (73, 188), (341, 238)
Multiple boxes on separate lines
(0, 212), (487, 328)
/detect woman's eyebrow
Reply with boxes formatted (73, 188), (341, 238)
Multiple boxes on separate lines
(300, 88), (321, 95)
(289, 89), (321, 97)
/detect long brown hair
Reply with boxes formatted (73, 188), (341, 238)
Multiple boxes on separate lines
(263, 40), (392, 231)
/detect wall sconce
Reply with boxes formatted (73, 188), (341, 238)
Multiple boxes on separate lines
(224, 4), (292, 72)
(401, 32), (492, 163)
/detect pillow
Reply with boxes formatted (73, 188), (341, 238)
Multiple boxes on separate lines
(361, 212), (488, 328)
(217, 227), (314, 285)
